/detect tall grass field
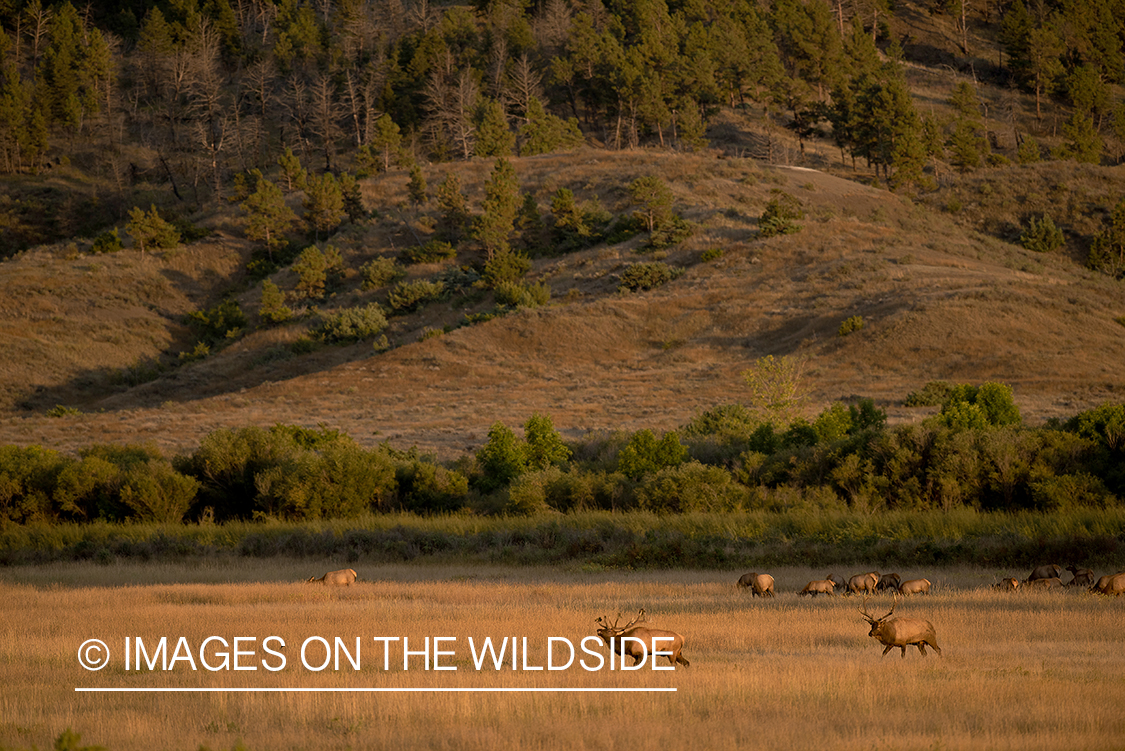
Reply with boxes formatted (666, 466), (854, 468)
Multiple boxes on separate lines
(1, 561), (1122, 750)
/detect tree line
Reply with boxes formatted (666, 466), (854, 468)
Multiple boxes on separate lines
(1, 380), (1122, 525)
(2, 0), (1124, 194)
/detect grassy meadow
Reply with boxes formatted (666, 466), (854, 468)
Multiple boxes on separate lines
(1, 561), (1123, 751)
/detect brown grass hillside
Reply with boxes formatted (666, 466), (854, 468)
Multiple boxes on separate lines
(1, 147), (1123, 461)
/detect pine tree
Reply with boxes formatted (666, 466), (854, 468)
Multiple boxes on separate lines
(629, 175), (674, 234)
(1058, 109), (1103, 164)
(368, 113), (402, 172)
(292, 245), (327, 300)
(474, 98), (515, 157)
(278, 147), (307, 192)
(435, 172), (471, 243)
(259, 279), (293, 324)
(518, 96), (583, 156)
(474, 158), (521, 260)
(241, 174), (297, 259)
(126, 205), (181, 253)
(407, 164), (428, 207)
(302, 172), (346, 240)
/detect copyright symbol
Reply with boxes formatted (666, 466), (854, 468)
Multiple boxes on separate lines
(78, 639), (110, 671)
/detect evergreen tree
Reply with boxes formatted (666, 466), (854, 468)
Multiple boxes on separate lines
(302, 172), (346, 240)
(407, 164), (428, 207)
(339, 173), (367, 223)
(1058, 109), (1103, 163)
(126, 205), (180, 253)
(278, 147), (307, 192)
(292, 245), (327, 300)
(474, 98), (515, 157)
(368, 113), (402, 172)
(1087, 199), (1125, 278)
(629, 175), (675, 234)
(259, 279), (293, 324)
(474, 158), (521, 259)
(518, 96), (584, 156)
(242, 174), (298, 259)
(435, 172), (471, 243)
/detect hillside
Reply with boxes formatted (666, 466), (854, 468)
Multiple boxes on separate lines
(1, 146), (1122, 461)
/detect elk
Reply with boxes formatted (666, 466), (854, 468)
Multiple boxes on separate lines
(1024, 576), (1063, 590)
(800, 579), (836, 596)
(848, 571), (880, 595)
(860, 596), (942, 659)
(307, 568), (358, 585)
(1090, 572), (1125, 596)
(876, 573), (901, 592)
(1066, 566), (1095, 588)
(595, 609), (689, 667)
(995, 577), (1020, 591)
(1025, 564), (1062, 583)
(826, 574), (847, 592)
(899, 578), (931, 596)
(737, 573), (775, 597)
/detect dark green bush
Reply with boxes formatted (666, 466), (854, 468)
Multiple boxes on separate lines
(395, 459), (469, 513)
(1019, 214), (1065, 253)
(636, 461), (748, 512)
(360, 257), (403, 289)
(317, 304), (388, 343)
(90, 228), (123, 253)
(904, 381), (954, 407)
(758, 191), (804, 238)
(401, 240), (457, 265)
(618, 262), (683, 292)
(186, 299), (247, 346)
(387, 280), (445, 312)
(617, 430), (688, 480)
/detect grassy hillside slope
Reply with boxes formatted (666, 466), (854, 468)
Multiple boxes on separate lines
(1, 147), (1122, 461)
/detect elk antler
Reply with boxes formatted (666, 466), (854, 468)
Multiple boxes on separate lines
(859, 596), (874, 621)
(879, 593), (898, 621)
(621, 608), (646, 630)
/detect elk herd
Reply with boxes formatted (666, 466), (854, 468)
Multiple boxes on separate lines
(296, 562), (1121, 667)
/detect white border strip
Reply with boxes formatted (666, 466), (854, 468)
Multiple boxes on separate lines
(76, 687), (676, 693)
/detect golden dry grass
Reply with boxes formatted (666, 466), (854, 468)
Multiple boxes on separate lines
(2, 562), (1123, 751)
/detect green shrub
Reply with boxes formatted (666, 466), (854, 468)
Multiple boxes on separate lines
(126, 205), (180, 253)
(524, 413), (572, 469)
(904, 381), (954, 407)
(259, 280), (293, 324)
(1019, 214), (1065, 253)
(402, 240), (457, 265)
(939, 382), (1021, 429)
(494, 280), (550, 308)
(387, 279), (445, 312)
(360, 257), (404, 289)
(0, 444), (67, 523)
(635, 461), (748, 512)
(317, 304), (388, 343)
(90, 228), (123, 253)
(701, 248), (723, 262)
(617, 430), (688, 480)
(758, 191), (804, 238)
(395, 459), (469, 513)
(475, 422), (530, 493)
(483, 250), (531, 287)
(618, 262), (682, 292)
(838, 315), (864, 336)
(186, 299), (246, 345)
(119, 459), (200, 523)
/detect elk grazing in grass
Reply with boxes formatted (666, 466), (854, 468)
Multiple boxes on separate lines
(1025, 564), (1062, 583)
(595, 609), (690, 667)
(898, 578), (931, 596)
(799, 579), (836, 596)
(827, 573), (847, 592)
(848, 571), (880, 595)
(995, 577), (1020, 591)
(307, 568), (358, 585)
(860, 596), (942, 659)
(737, 573), (775, 597)
(1025, 576), (1063, 590)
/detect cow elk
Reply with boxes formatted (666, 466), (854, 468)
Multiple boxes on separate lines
(595, 609), (689, 667)
(1025, 564), (1062, 583)
(1066, 566), (1095, 588)
(800, 579), (836, 596)
(848, 571), (880, 595)
(994, 577), (1020, 591)
(1090, 572), (1125, 596)
(1024, 576), (1063, 590)
(875, 573), (901, 592)
(827, 574), (847, 592)
(860, 596), (942, 659)
(898, 578), (931, 596)
(307, 568), (358, 585)
(737, 573), (775, 597)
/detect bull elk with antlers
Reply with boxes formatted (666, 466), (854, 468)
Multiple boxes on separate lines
(595, 609), (690, 667)
(860, 595), (942, 659)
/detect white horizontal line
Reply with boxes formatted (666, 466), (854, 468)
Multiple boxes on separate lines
(76, 687), (676, 693)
